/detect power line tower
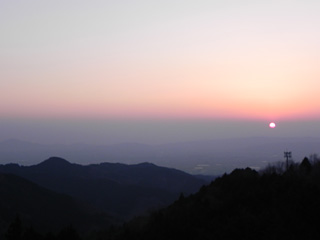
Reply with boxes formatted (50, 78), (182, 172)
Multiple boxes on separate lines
(284, 151), (292, 171)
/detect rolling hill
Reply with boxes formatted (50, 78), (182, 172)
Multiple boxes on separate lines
(0, 173), (113, 238)
(111, 160), (320, 240)
(0, 157), (205, 220)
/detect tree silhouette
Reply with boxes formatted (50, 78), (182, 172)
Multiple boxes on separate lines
(57, 225), (81, 240)
(105, 159), (320, 240)
(299, 157), (312, 175)
(5, 215), (23, 240)
(22, 227), (42, 240)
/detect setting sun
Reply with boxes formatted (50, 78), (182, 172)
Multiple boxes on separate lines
(269, 122), (276, 128)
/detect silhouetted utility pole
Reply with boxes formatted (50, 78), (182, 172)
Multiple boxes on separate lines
(284, 151), (292, 171)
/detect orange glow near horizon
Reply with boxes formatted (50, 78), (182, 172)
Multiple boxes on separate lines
(1, 94), (320, 121)
(1, 1), (320, 123)
(1, 57), (319, 122)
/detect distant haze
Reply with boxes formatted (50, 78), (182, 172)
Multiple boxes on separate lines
(1, 119), (320, 145)
(0, 136), (319, 176)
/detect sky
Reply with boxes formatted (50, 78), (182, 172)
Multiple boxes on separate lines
(1, 0), (320, 145)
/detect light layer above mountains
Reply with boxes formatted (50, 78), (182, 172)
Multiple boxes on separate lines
(0, 137), (319, 175)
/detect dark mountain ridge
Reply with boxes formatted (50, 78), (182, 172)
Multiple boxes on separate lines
(0, 157), (205, 220)
(0, 173), (113, 238)
(110, 158), (320, 240)
(36, 156), (71, 167)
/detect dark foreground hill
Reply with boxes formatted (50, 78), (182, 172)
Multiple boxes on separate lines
(0, 157), (205, 220)
(107, 158), (320, 240)
(0, 173), (113, 238)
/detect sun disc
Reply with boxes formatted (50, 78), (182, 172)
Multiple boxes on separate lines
(269, 122), (276, 128)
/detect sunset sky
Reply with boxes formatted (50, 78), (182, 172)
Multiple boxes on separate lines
(1, 0), (320, 144)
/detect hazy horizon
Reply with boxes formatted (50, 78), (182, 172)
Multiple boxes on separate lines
(0, 118), (320, 146)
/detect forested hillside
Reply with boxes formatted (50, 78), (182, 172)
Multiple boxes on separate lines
(0, 173), (112, 239)
(107, 157), (320, 240)
(3, 157), (320, 239)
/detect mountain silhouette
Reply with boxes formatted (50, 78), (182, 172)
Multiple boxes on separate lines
(0, 157), (205, 220)
(110, 162), (320, 240)
(36, 156), (72, 167)
(0, 173), (113, 237)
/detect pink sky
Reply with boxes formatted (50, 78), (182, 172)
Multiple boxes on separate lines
(1, 1), (320, 122)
